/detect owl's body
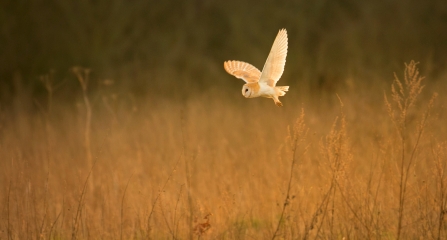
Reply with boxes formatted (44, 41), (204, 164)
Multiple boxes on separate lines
(224, 29), (289, 106)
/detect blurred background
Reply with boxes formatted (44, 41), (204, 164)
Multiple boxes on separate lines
(1, 1), (447, 238)
(1, 0), (447, 101)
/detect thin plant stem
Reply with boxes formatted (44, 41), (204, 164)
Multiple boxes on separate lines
(120, 174), (133, 240)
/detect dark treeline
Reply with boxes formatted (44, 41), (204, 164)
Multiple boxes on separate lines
(1, 0), (447, 98)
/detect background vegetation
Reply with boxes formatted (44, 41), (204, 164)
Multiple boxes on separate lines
(1, 0), (447, 94)
(1, 0), (447, 239)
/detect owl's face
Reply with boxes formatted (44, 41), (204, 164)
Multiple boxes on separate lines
(242, 83), (261, 98)
(242, 85), (252, 98)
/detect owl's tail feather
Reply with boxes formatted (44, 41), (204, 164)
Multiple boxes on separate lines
(276, 86), (289, 96)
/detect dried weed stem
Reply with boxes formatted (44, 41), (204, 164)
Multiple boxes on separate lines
(384, 60), (437, 239)
(272, 109), (308, 239)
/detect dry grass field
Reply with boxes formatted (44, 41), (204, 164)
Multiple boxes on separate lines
(2, 1), (447, 239)
(1, 61), (446, 239)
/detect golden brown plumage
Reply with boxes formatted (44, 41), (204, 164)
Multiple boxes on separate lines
(224, 29), (289, 106)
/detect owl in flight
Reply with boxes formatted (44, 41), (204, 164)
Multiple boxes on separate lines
(224, 29), (288, 106)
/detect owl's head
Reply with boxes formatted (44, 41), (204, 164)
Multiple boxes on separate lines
(242, 85), (252, 98)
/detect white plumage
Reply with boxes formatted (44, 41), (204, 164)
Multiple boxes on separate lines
(224, 29), (289, 106)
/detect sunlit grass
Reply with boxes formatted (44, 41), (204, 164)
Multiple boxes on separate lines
(1, 62), (446, 239)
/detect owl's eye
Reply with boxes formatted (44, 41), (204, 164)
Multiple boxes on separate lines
(245, 89), (248, 92)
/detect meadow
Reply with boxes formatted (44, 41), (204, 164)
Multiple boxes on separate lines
(2, 1), (447, 239)
(1, 61), (446, 239)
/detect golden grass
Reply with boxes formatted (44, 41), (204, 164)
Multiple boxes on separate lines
(1, 62), (447, 239)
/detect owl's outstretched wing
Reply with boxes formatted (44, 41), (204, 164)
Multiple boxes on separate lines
(224, 60), (261, 83)
(259, 29), (288, 87)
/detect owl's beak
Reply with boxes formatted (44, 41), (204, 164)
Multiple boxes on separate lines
(242, 89), (250, 98)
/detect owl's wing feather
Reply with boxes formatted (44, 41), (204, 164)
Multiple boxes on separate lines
(224, 60), (261, 83)
(259, 29), (288, 87)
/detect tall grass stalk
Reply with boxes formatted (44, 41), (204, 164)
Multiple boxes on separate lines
(7, 180), (12, 240)
(272, 109), (308, 239)
(146, 155), (181, 239)
(180, 109), (195, 240)
(384, 61), (437, 239)
(433, 143), (447, 240)
(71, 160), (96, 240)
(120, 174), (133, 240)
(71, 67), (93, 167)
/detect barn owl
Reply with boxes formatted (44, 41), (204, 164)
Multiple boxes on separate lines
(224, 29), (289, 106)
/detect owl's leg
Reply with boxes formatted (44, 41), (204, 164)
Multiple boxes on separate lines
(273, 97), (283, 107)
